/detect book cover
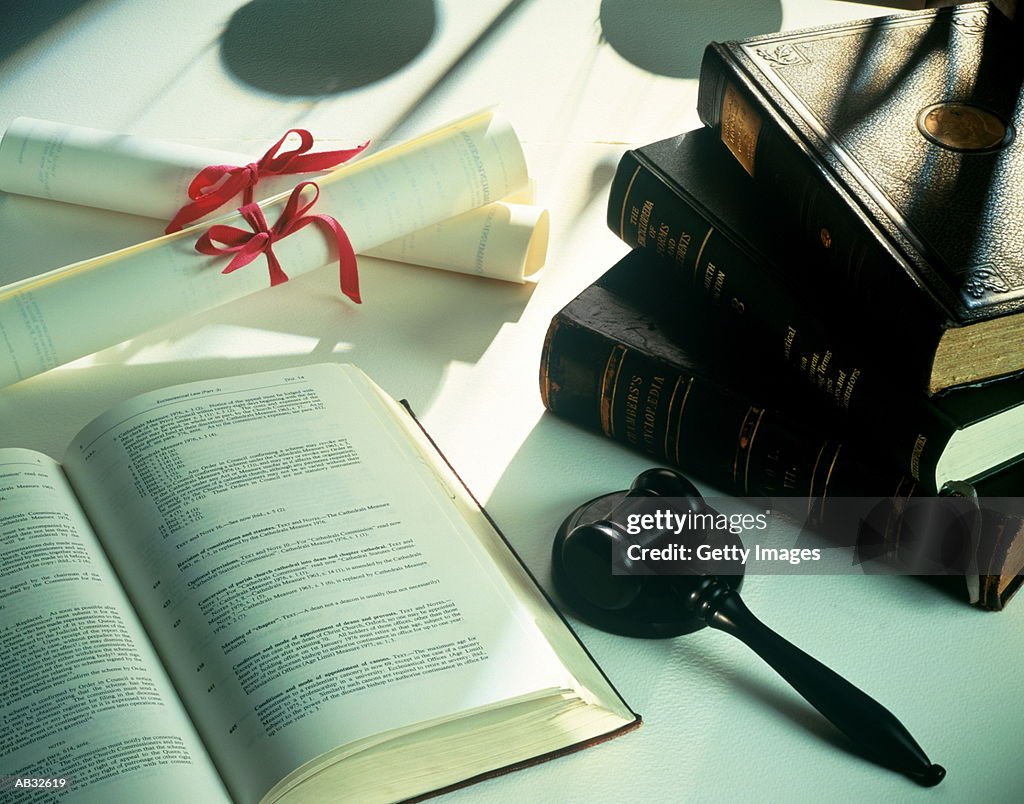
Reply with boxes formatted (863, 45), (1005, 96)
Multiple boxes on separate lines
(608, 127), (926, 401)
(540, 250), (910, 498)
(540, 249), (1024, 609)
(606, 129), (1024, 487)
(697, 2), (1024, 393)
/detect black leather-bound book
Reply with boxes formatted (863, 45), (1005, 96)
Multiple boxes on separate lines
(609, 127), (905, 408)
(540, 249), (1024, 608)
(696, 2), (1024, 394)
(606, 129), (1024, 486)
(542, 247), (1024, 494)
(540, 253), (894, 498)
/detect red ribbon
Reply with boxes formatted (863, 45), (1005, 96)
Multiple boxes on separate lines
(166, 129), (368, 234)
(195, 181), (361, 303)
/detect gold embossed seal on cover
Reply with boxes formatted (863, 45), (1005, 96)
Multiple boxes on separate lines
(917, 102), (1013, 152)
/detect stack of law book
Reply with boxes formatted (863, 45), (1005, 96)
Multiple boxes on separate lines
(540, 3), (1024, 609)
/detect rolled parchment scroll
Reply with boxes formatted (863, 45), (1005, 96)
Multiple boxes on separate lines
(0, 116), (548, 283)
(0, 110), (529, 389)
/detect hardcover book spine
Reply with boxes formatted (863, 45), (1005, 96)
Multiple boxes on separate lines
(605, 153), (958, 485)
(540, 306), (1010, 608)
(696, 45), (949, 349)
(607, 147), (899, 412)
(540, 313), (910, 499)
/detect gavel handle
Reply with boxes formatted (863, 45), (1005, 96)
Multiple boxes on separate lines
(685, 577), (945, 787)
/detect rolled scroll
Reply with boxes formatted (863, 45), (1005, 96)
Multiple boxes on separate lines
(0, 117), (548, 283)
(0, 110), (528, 389)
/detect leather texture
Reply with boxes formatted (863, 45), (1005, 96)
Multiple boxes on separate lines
(732, 3), (1024, 322)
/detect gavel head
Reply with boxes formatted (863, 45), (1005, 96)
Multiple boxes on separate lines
(552, 468), (744, 638)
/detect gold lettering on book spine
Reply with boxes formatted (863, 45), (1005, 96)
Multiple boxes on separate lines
(624, 374), (643, 447)
(636, 200), (654, 247)
(642, 375), (666, 454)
(692, 227), (715, 283)
(720, 83), (762, 177)
(600, 345), (629, 438)
(673, 377), (695, 467)
(732, 406), (764, 494)
(910, 434), (927, 481)
(841, 368), (861, 410)
(619, 164), (643, 241)
(664, 376), (683, 461)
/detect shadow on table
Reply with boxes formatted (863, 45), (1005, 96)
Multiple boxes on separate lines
(483, 410), (654, 583)
(0, 0), (98, 65)
(484, 410), (959, 762)
(599, 0), (783, 79)
(479, 413), (857, 754)
(219, 0), (534, 148)
(663, 631), (864, 756)
(0, 256), (534, 453)
(221, 0), (438, 96)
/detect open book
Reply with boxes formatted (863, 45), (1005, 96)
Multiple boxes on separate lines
(0, 365), (637, 803)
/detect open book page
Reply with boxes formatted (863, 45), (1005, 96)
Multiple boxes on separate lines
(353, 377), (633, 719)
(0, 109), (528, 390)
(0, 118), (548, 283)
(0, 449), (229, 803)
(61, 365), (580, 804)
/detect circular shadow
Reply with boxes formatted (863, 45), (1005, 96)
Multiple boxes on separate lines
(222, 0), (437, 96)
(600, 0), (783, 79)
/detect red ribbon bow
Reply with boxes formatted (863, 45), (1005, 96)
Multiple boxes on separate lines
(195, 181), (361, 303)
(166, 129), (368, 234)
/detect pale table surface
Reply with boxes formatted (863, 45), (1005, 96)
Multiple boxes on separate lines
(1, 2), (1021, 802)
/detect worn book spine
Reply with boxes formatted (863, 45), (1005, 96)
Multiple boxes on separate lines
(695, 44), (950, 346)
(539, 291), (909, 500)
(607, 143), (935, 407)
(539, 280), (1018, 609)
(605, 154), (972, 485)
(546, 242), (1024, 491)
